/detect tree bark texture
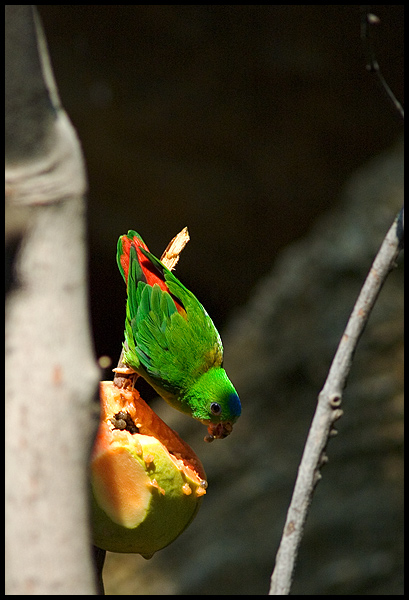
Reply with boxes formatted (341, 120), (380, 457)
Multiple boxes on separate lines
(5, 6), (100, 594)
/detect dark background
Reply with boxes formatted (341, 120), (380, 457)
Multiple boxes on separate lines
(37, 6), (403, 595)
(38, 5), (403, 365)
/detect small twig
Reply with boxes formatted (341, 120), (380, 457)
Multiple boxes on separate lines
(160, 226), (190, 270)
(360, 6), (404, 120)
(269, 209), (403, 595)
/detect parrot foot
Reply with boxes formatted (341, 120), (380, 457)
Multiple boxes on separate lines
(112, 367), (138, 390)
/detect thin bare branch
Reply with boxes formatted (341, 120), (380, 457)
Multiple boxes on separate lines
(269, 209), (403, 595)
(360, 6), (404, 120)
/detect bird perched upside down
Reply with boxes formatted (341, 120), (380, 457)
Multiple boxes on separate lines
(115, 230), (241, 442)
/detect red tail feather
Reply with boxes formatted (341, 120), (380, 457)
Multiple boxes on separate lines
(119, 234), (165, 289)
(132, 237), (169, 293)
(119, 235), (133, 283)
(120, 233), (185, 315)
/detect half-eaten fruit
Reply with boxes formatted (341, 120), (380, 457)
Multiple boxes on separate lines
(91, 381), (207, 557)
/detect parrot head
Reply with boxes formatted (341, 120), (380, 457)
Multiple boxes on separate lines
(181, 366), (241, 442)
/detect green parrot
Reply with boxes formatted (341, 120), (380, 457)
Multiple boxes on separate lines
(116, 230), (241, 441)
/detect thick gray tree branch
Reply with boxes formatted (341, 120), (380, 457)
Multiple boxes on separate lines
(5, 6), (100, 594)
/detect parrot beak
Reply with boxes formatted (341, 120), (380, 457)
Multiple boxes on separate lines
(203, 421), (233, 443)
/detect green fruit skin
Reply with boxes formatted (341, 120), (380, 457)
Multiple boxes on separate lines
(91, 438), (204, 557)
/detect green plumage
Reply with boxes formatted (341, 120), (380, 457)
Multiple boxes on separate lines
(117, 231), (241, 438)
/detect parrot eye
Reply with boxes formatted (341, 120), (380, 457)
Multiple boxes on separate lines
(210, 402), (222, 415)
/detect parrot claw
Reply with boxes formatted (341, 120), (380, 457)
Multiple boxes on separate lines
(113, 366), (136, 376)
(204, 422), (233, 443)
(113, 367), (138, 390)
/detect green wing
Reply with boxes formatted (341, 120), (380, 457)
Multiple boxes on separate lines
(123, 246), (224, 396)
